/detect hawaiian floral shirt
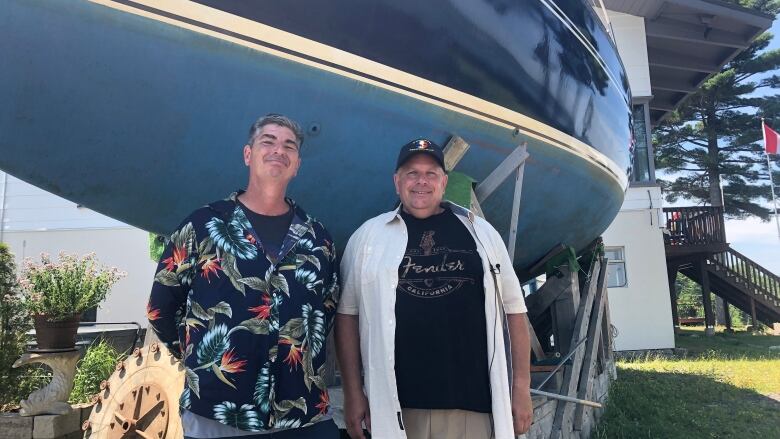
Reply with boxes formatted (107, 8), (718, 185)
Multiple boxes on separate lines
(147, 191), (339, 431)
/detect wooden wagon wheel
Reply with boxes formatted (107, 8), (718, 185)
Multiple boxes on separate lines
(83, 343), (185, 439)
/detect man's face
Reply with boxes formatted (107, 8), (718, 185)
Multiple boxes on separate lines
(394, 154), (448, 218)
(243, 124), (301, 183)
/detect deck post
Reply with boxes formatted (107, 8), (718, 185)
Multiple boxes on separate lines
(723, 300), (733, 332)
(667, 264), (680, 333)
(699, 258), (715, 336)
(750, 298), (758, 333)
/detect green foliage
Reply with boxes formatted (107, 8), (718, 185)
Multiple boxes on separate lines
(69, 340), (125, 404)
(149, 233), (165, 262)
(0, 243), (54, 411)
(675, 273), (754, 327)
(19, 252), (126, 320)
(676, 274), (703, 318)
(654, 31), (780, 220)
(719, 0), (780, 15)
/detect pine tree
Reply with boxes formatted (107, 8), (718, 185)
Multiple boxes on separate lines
(654, 15), (780, 219)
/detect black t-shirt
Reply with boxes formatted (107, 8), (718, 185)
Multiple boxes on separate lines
(395, 207), (491, 413)
(238, 201), (293, 260)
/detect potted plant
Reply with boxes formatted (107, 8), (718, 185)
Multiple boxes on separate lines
(19, 252), (125, 351)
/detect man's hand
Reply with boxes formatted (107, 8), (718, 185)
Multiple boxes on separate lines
(343, 390), (371, 439)
(512, 385), (533, 435)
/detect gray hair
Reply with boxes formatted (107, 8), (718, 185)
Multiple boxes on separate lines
(247, 114), (304, 147)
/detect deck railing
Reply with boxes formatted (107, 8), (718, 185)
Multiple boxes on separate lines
(663, 206), (726, 246)
(710, 247), (780, 303)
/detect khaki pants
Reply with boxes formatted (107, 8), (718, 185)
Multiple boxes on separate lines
(401, 409), (494, 439)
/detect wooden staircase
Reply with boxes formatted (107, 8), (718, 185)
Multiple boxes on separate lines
(679, 247), (780, 327)
(664, 206), (780, 330)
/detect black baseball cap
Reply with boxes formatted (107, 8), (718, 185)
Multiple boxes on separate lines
(396, 138), (445, 171)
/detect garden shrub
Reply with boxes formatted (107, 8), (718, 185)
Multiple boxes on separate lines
(70, 339), (125, 403)
(0, 243), (51, 411)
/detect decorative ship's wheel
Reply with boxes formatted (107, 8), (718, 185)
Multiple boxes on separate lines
(83, 344), (185, 439)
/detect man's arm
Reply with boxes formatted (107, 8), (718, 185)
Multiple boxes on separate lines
(483, 220), (533, 433)
(335, 314), (370, 439)
(147, 222), (197, 358)
(335, 230), (370, 439)
(507, 313), (533, 434)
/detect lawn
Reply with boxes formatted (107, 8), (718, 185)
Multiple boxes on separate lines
(593, 328), (780, 438)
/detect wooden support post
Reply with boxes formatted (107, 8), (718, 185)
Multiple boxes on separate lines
(574, 257), (608, 430)
(505, 144), (527, 262)
(551, 266), (580, 355)
(442, 135), (470, 172)
(723, 300), (733, 332)
(469, 191), (485, 218)
(699, 258), (715, 336)
(667, 264), (680, 334)
(550, 260), (601, 439)
(474, 143), (529, 202)
(750, 298), (758, 332)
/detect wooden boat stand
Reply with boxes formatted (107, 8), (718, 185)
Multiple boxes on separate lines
(443, 136), (616, 438)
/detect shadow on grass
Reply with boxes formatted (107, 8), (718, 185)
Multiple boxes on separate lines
(675, 329), (780, 360)
(593, 368), (780, 438)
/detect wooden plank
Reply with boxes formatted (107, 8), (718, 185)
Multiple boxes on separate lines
(551, 267), (580, 355)
(574, 258), (608, 430)
(442, 135), (470, 172)
(527, 243), (568, 276)
(469, 190), (485, 218)
(525, 313), (546, 361)
(598, 288), (615, 375)
(506, 164), (525, 263)
(550, 260), (601, 439)
(474, 143), (528, 202)
(526, 272), (577, 321)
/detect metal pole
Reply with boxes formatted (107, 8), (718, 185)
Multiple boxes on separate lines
(536, 337), (588, 391)
(0, 172), (7, 243)
(529, 388), (603, 408)
(762, 119), (779, 238)
(766, 150), (780, 239)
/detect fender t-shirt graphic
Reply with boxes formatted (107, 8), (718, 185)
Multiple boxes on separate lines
(398, 228), (475, 298)
(394, 207), (491, 413)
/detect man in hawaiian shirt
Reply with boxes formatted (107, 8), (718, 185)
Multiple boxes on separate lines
(148, 114), (340, 439)
(335, 139), (532, 439)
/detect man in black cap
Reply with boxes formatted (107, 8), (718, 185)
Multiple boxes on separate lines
(335, 139), (532, 439)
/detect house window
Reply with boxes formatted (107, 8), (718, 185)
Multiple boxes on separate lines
(631, 104), (651, 183)
(605, 247), (627, 288)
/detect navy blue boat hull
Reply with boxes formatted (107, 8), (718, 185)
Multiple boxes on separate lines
(0, 0), (631, 271)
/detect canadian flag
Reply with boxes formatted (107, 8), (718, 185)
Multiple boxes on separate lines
(762, 120), (779, 154)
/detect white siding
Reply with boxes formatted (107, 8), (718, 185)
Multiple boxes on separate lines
(0, 172), (128, 231)
(3, 228), (157, 326)
(607, 11), (652, 98)
(0, 173), (155, 325)
(602, 186), (675, 351)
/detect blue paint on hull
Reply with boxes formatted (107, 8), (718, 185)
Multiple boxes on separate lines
(0, 0), (628, 270)
(195, 0), (633, 174)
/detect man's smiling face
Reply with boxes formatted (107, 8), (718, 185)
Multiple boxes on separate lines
(394, 153), (448, 219)
(244, 123), (301, 183)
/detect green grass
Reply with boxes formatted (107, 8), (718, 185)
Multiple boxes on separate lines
(593, 329), (780, 438)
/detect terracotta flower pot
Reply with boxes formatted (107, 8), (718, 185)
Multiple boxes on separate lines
(33, 314), (81, 351)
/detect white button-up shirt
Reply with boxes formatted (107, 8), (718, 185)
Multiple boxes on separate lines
(338, 203), (527, 439)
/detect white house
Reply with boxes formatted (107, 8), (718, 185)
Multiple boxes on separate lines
(600, 0), (772, 350)
(0, 172), (156, 326)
